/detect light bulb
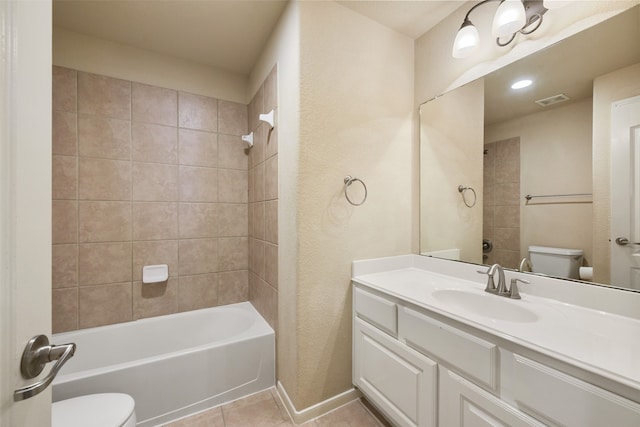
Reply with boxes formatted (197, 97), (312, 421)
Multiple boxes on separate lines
(452, 20), (480, 59)
(492, 0), (526, 38)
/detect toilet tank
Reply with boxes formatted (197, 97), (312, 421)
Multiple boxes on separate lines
(528, 246), (584, 279)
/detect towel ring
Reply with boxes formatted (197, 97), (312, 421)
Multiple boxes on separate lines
(344, 176), (367, 206)
(458, 185), (477, 208)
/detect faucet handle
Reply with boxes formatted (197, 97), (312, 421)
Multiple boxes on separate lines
(477, 268), (497, 293)
(508, 278), (529, 299)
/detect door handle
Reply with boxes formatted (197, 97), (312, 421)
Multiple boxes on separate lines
(615, 237), (640, 246)
(13, 334), (76, 401)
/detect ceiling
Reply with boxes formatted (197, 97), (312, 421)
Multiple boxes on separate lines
(52, 0), (463, 76)
(484, 6), (640, 125)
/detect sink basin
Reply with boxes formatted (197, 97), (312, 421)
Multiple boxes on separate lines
(432, 289), (539, 323)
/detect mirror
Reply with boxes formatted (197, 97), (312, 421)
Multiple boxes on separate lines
(419, 5), (640, 290)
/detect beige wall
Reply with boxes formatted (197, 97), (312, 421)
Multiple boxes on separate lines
(485, 98), (594, 267)
(593, 62), (640, 283)
(293, 1), (414, 409)
(52, 66), (250, 331)
(53, 26), (248, 104)
(420, 79), (484, 263)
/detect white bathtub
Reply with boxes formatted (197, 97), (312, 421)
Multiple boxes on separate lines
(52, 302), (275, 426)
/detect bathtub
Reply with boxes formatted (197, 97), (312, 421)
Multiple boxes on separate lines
(52, 302), (275, 426)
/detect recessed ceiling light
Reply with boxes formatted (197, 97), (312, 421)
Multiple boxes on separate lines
(511, 79), (533, 90)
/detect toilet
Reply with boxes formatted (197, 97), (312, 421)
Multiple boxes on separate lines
(53, 393), (136, 427)
(528, 245), (584, 279)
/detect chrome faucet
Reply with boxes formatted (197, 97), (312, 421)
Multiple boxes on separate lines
(518, 257), (532, 272)
(477, 264), (505, 294)
(478, 264), (529, 299)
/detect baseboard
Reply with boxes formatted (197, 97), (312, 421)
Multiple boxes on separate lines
(275, 381), (363, 424)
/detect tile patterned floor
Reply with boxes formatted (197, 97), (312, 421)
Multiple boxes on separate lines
(163, 388), (387, 427)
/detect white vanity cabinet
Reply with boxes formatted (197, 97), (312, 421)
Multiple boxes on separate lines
(352, 283), (640, 427)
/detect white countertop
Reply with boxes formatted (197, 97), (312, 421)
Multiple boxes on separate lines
(352, 256), (640, 394)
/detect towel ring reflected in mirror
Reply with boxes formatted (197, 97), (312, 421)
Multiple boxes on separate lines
(458, 185), (477, 208)
(344, 176), (367, 206)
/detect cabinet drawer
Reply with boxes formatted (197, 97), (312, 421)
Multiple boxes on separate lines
(354, 287), (397, 336)
(354, 318), (437, 427)
(510, 354), (640, 427)
(399, 306), (498, 390)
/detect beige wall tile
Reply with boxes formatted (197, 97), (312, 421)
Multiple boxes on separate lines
(265, 155), (278, 201)
(53, 200), (77, 244)
(132, 122), (178, 164)
(53, 155), (77, 200)
(53, 111), (78, 156)
(178, 238), (218, 275)
(132, 202), (178, 240)
(264, 243), (278, 289)
(251, 202), (265, 240)
(78, 282), (133, 328)
(249, 272), (276, 332)
(249, 238), (265, 279)
(495, 182), (520, 207)
(179, 166), (218, 202)
(133, 279), (178, 319)
(78, 115), (131, 160)
(253, 161), (265, 202)
(78, 242), (132, 286)
(264, 201), (278, 244)
(79, 158), (131, 201)
(495, 227), (520, 252)
(132, 82), (177, 126)
(52, 244), (78, 288)
(248, 167), (255, 203)
(218, 134), (248, 170)
(265, 121), (278, 160)
(178, 274), (218, 311)
(219, 169), (248, 203)
(178, 129), (217, 168)
(179, 203), (217, 239)
(78, 72), (131, 120)
(249, 124), (266, 169)
(218, 100), (247, 136)
(132, 240), (178, 281)
(132, 162), (178, 202)
(217, 270), (248, 305)
(494, 205), (520, 229)
(53, 288), (78, 333)
(264, 66), (278, 113)
(178, 92), (217, 132)
(248, 85), (264, 132)
(53, 66), (77, 113)
(218, 204), (248, 237)
(219, 237), (248, 271)
(78, 201), (131, 243)
(496, 138), (520, 185)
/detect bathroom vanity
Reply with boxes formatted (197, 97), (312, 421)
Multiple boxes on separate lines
(352, 255), (640, 427)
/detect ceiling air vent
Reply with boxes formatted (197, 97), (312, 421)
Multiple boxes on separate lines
(535, 94), (570, 107)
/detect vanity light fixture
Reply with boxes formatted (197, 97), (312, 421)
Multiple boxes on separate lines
(452, 0), (549, 59)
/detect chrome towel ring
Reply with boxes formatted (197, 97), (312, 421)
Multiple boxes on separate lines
(344, 176), (367, 206)
(458, 185), (477, 208)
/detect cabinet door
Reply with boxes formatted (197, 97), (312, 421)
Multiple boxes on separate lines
(354, 318), (437, 427)
(440, 368), (545, 427)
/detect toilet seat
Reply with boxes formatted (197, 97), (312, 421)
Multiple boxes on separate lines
(53, 393), (136, 427)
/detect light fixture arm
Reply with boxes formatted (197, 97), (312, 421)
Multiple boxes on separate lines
(453, 0), (548, 58)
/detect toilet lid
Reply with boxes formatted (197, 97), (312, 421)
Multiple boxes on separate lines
(53, 393), (135, 427)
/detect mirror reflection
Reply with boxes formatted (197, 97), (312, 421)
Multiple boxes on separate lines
(419, 5), (640, 290)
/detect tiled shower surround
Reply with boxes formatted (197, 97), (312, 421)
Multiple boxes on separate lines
(483, 137), (520, 269)
(52, 65), (278, 333)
